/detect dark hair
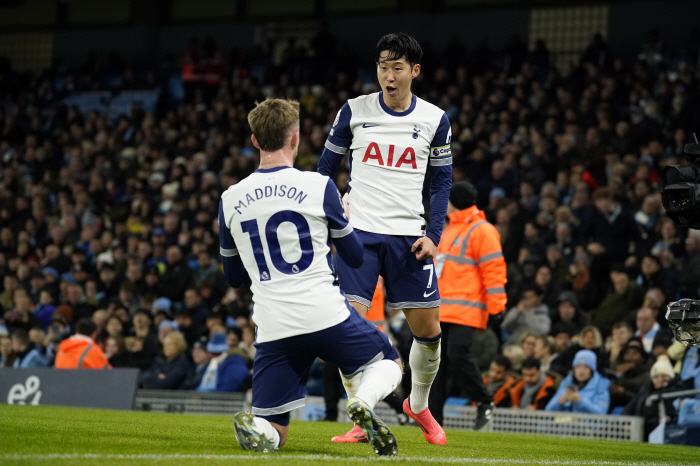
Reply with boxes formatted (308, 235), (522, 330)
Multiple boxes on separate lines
(375, 32), (422, 66)
(492, 354), (512, 372)
(11, 329), (30, 346)
(521, 284), (543, 297)
(76, 318), (97, 337)
(227, 326), (243, 341)
(521, 356), (541, 371)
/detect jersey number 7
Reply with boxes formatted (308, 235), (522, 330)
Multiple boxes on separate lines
(241, 210), (315, 281)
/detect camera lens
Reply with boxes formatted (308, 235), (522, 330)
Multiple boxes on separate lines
(670, 189), (691, 209)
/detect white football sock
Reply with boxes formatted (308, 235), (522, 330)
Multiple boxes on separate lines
(253, 417), (281, 448)
(353, 359), (402, 409)
(340, 370), (361, 399)
(409, 337), (441, 412)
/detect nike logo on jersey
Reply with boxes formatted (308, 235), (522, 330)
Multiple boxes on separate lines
(362, 123), (379, 128)
(423, 290), (437, 298)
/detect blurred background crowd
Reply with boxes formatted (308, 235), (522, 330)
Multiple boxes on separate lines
(1, 9), (700, 436)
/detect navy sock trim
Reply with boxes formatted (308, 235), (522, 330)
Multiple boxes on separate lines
(258, 413), (290, 426)
(413, 332), (442, 344)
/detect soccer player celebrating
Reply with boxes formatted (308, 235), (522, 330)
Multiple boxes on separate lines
(318, 32), (451, 445)
(220, 99), (402, 456)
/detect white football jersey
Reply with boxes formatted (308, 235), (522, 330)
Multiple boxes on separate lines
(219, 167), (353, 343)
(325, 92), (452, 236)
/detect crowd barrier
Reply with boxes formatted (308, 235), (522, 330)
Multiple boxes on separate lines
(133, 391), (644, 442)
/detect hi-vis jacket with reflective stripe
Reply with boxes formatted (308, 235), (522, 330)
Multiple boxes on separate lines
(55, 334), (112, 370)
(436, 206), (507, 329)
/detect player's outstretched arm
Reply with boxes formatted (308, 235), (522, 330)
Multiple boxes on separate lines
(219, 199), (250, 288)
(426, 114), (453, 247)
(323, 178), (364, 269)
(318, 103), (352, 179)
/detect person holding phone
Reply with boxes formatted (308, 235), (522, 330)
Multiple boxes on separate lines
(545, 349), (610, 414)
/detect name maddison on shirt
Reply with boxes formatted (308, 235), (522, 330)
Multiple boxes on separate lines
(232, 184), (308, 214)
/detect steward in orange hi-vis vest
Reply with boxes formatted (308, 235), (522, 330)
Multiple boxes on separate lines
(436, 205), (507, 329)
(365, 277), (386, 332)
(55, 334), (111, 369)
(429, 181), (507, 430)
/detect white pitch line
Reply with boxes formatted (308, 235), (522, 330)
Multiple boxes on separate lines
(0, 453), (696, 466)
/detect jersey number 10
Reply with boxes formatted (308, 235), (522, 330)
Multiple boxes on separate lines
(241, 210), (315, 281)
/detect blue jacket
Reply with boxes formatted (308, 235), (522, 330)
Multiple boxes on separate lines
(216, 354), (249, 392)
(14, 348), (48, 368)
(545, 372), (610, 414)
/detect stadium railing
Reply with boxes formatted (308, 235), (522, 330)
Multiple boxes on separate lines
(135, 389), (246, 414)
(134, 390), (643, 442)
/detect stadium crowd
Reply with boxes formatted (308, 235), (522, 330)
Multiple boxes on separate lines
(1, 28), (700, 436)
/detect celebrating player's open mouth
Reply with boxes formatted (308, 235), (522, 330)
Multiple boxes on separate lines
(377, 48), (420, 111)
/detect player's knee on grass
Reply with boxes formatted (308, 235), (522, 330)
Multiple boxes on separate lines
(270, 423), (288, 446)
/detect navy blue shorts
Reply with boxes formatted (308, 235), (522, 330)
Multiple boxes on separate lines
(335, 230), (440, 310)
(251, 309), (399, 424)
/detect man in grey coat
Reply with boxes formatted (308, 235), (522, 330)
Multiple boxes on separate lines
(502, 285), (551, 346)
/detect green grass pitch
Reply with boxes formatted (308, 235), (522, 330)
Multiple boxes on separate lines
(0, 404), (698, 465)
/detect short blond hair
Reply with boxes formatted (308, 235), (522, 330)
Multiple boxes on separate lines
(247, 98), (300, 152)
(165, 331), (187, 355)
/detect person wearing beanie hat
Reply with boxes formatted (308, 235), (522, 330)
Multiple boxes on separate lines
(650, 357), (675, 382)
(448, 181), (478, 210)
(545, 349), (610, 414)
(429, 180), (507, 430)
(622, 355), (684, 440)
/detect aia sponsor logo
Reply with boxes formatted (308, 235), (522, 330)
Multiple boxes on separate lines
(361, 143), (417, 169)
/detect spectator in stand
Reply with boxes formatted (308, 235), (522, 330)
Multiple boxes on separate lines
(502, 285), (551, 346)
(623, 356), (684, 440)
(519, 331), (540, 358)
(105, 335), (130, 368)
(606, 321), (634, 366)
(239, 324), (256, 360)
(181, 340), (211, 390)
(4, 293), (41, 333)
(534, 335), (558, 373)
(534, 265), (560, 310)
(55, 318), (111, 369)
(196, 332), (229, 392)
(550, 291), (589, 336)
(634, 307), (672, 354)
(10, 329), (47, 368)
(216, 341), (251, 392)
(551, 322), (577, 354)
(160, 246), (193, 303)
(174, 310), (203, 349)
(503, 345), (526, 372)
(609, 337), (654, 409)
(483, 355), (519, 408)
(140, 332), (192, 389)
(183, 288), (209, 327)
(550, 326), (608, 377)
(505, 356), (558, 410)
(592, 264), (644, 337)
(582, 187), (644, 303)
(0, 334), (16, 367)
(545, 350), (610, 414)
